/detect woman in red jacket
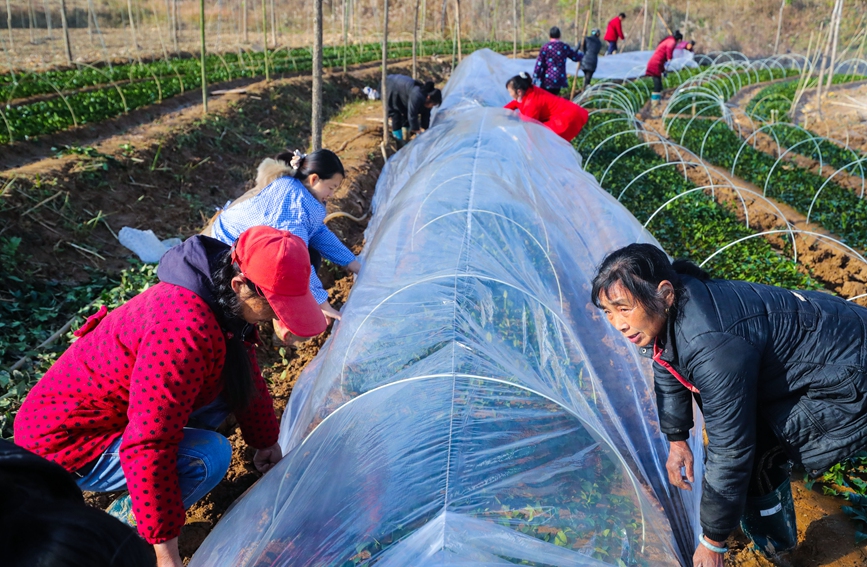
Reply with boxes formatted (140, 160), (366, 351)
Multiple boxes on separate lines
(646, 30), (683, 105)
(504, 72), (589, 142)
(14, 226), (327, 567)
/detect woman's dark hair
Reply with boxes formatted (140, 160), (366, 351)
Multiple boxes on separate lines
(506, 72), (533, 92)
(674, 29), (683, 41)
(277, 149), (345, 182)
(420, 80), (442, 106)
(211, 249), (259, 411)
(549, 26), (561, 39)
(590, 243), (709, 317)
(618, 12), (626, 18)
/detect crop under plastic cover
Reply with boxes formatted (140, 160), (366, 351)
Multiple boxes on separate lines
(191, 49), (701, 567)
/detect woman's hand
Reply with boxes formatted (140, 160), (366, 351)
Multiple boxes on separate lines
(693, 539), (726, 567)
(667, 440), (695, 491)
(154, 538), (184, 567)
(346, 260), (361, 274)
(320, 301), (342, 322)
(254, 442), (283, 473)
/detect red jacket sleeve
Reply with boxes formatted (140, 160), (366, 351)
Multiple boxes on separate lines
(616, 19), (624, 40)
(504, 100), (520, 110)
(664, 38), (675, 60)
(233, 343), (280, 449)
(121, 318), (226, 544)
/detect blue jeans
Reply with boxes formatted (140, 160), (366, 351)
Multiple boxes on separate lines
(606, 40), (617, 54)
(76, 399), (233, 510)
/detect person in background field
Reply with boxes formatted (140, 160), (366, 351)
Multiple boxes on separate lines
(14, 226), (328, 567)
(504, 72), (589, 142)
(604, 13), (626, 55)
(646, 30), (683, 106)
(580, 29), (603, 92)
(592, 243), (867, 567)
(533, 26), (582, 97)
(385, 74), (442, 142)
(210, 149), (360, 329)
(1, 439), (156, 567)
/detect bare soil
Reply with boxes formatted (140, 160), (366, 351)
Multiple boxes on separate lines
(793, 80), (867, 155)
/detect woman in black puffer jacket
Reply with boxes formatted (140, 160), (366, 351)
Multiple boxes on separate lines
(592, 243), (867, 567)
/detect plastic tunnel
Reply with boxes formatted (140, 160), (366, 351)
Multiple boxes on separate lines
(190, 49), (702, 567)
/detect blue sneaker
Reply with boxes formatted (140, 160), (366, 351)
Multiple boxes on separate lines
(105, 493), (136, 527)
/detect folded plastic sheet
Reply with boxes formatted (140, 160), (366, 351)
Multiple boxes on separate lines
(191, 49), (701, 567)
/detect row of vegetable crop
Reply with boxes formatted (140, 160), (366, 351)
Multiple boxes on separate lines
(746, 74), (866, 121)
(574, 112), (817, 290)
(665, 67), (803, 117)
(667, 118), (867, 250)
(1, 40), (510, 102)
(0, 40), (518, 144)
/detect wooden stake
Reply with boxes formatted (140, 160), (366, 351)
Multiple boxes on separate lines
(456, 0), (462, 61)
(5, 0), (12, 50)
(573, 0), (580, 45)
(773, 0), (785, 55)
(512, 0), (516, 57)
(127, 0), (140, 49)
(826, 0), (843, 89)
(262, 0), (270, 80)
(569, 10), (590, 99)
(413, 0), (420, 77)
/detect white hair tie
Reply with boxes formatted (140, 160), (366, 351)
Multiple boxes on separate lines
(290, 149), (307, 170)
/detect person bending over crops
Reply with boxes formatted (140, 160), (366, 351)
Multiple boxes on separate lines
(646, 30), (683, 106)
(591, 243), (867, 567)
(14, 226), (327, 567)
(579, 29), (603, 92)
(533, 26), (582, 97)
(385, 74), (442, 141)
(210, 149), (360, 328)
(504, 72), (589, 142)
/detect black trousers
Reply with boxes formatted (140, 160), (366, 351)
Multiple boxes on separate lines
(652, 75), (663, 93)
(309, 247), (322, 272)
(582, 70), (594, 89)
(543, 86), (561, 96)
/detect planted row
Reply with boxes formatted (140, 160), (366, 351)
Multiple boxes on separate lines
(667, 118), (867, 249)
(746, 75), (865, 121)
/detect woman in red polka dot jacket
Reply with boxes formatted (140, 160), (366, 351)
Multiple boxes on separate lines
(14, 226), (328, 567)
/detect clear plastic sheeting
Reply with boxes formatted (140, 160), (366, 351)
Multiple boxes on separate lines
(191, 49), (701, 567)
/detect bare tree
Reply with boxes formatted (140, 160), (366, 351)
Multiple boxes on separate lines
(342, 0), (349, 72)
(242, 0), (248, 42)
(27, 0), (35, 44)
(312, 0), (324, 150)
(512, 0), (516, 56)
(5, 0), (12, 50)
(826, 0), (843, 88)
(59, 0), (73, 63)
(382, 0), (389, 148)
(172, 0), (179, 52)
(270, 0), (277, 45)
(262, 0), (270, 80)
(573, 0), (580, 44)
(455, 0), (462, 61)
(441, 0), (447, 36)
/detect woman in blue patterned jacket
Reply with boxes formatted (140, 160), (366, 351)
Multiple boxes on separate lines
(532, 26), (582, 96)
(209, 149), (360, 331)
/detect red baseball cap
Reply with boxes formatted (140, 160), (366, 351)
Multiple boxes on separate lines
(231, 226), (328, 337)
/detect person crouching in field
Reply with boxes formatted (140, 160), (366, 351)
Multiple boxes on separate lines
(14, 226), (327, 567)
(209, 149), (360, 330)
(385, 74), (443, 141)
(504, 72), (589, 142)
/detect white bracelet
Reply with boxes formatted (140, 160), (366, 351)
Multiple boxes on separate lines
(699, 533), (728, 554)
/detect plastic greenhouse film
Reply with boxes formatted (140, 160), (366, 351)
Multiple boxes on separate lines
(191, 49), (702, 567)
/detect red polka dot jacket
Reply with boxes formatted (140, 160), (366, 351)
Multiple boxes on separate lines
(14, 237), (280, 544)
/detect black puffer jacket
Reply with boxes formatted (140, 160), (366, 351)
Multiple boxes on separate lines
(581, 35), (602, 71)
(639, 275), (867, 542)
(386, 74), (431, 131)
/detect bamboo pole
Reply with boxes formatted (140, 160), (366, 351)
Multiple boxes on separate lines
(242, 0), (248, 42)
(816, 7), (836, 112)
(270, 0), (276, 45)
(456, 0), (462, 61)
(569, 9), (590, 99)
(43, 0), (52, 38)
(27, 0), (35, 44)
(381, 0), (389, 148)
(342, 0), (348, 72)
(641, 0), (648, 50)
(512, 0), (516, 56)
(519, 0), (524, 55)
(262, 0), (269, 80)
(200, 0), (207, 114)
(5, 0), (12, 50)
(790, 30), (815, 121)
(128, 0), (140, 49)
(412, 0), (420, 77)
(172, 0), (179, 52)
(773, 0), (785, 55)
(573, 0), (580, 44)
(826, 0), (843, 89)
(312, 0), (323, 149)
(59, 0), (73, 63)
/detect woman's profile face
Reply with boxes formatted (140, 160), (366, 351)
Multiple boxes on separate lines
(597, 281), (669, 347)
(507, 85), (522, 102)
